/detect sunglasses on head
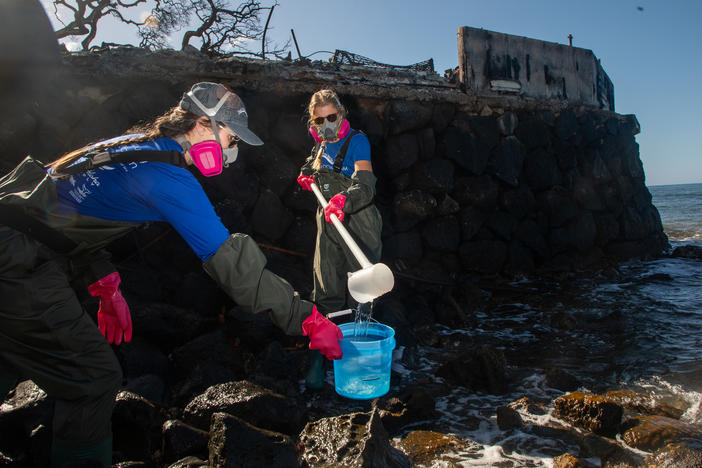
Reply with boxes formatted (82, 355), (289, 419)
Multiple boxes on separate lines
(313, 113), (338, 125)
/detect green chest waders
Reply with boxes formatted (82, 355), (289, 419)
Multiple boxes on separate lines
(304, 137), (383, 390)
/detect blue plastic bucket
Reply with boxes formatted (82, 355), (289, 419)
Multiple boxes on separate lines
(333, 322), (396, 400)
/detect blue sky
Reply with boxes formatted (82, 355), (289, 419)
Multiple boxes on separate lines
(42, 0), (702, 186)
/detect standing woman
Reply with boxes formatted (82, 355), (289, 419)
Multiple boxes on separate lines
(297, 90), (383, 387)
(0, 82), (341, 467)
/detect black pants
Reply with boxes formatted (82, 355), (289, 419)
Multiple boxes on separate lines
(0, 226), (121, 447)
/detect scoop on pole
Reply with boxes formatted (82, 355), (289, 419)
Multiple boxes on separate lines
(309, 182), (394, 303)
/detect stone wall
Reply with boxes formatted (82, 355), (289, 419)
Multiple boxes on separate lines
(0, 48), (668, 283)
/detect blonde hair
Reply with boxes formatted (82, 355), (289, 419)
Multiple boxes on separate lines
(307, 89), (346, 171)
(49, 106), (202, 174)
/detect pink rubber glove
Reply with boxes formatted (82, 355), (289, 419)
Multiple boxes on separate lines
(302, 306), (343, 360)
(324, 194), (346, 223)
(88, 272), (133, 345)
(297, 173), (315, 192)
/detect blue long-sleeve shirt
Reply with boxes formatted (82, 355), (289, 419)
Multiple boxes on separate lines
(53, 137), (230, 261)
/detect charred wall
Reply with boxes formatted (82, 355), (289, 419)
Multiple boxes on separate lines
(458, 26), (615, 111)
(0, 48), (668, 283)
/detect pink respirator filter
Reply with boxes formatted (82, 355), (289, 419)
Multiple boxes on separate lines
(190, 140), (223, 177)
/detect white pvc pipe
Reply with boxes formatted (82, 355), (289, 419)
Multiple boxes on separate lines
(326, 309), (354, 318)
(310, 182), (372, 269)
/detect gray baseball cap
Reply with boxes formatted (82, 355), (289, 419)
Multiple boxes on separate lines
(179, 82), (263, 146)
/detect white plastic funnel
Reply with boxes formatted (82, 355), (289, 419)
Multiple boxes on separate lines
(310, 182), (394, 303)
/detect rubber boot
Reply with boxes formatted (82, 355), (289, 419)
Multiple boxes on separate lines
(51, 435), (112, 468)
(305, 350), (325, 390)
(0, 375), (16, 402)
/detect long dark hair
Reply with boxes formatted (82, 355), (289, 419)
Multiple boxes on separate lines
(48, 106), (202, 173)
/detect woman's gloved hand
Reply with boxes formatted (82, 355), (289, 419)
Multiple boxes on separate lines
(302, 306), (343, 360)
(324, 194), (346, 223)
(88, 272), (133, 345)
(297, 173), (315, 191)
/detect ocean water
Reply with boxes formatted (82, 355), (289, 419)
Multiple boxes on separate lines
(650, 182), (702, 246)
(385, 183), (702, 466)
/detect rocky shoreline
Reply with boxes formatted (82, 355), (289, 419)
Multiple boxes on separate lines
(2, 247), (701, 467)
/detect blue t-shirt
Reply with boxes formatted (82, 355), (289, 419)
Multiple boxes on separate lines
(53, 137), (230, 261)
(318, 130), (370, 177)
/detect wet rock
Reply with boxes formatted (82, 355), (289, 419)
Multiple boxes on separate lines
(396, 430), (475, 466)
(621, 415), (702, 452)
(374, 385), (438, 435)
(545, 367), (581, 392)
(161, 419), (209, 466)
(496, 405), (523, 430)
(671, 244), (702, 260)
(208, 412), (297, 467)
(642, 439), (702, 468)
(521, 425), (584, 456)
(182, 381), (304, 436)
(507, 396), (548, 416)
(0, 380), (51, 467)
(604, 390), (684, 419)
(580, 433), (642, 465)
(437, 345), (507, 394)
(553, 452), (596, 468)
(123, 374), (166, 405)
(298, 409), (410, 467)
(167, 456), (208, 468)
(553, 392), (622, 438)
(112, 391), (166, 464)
